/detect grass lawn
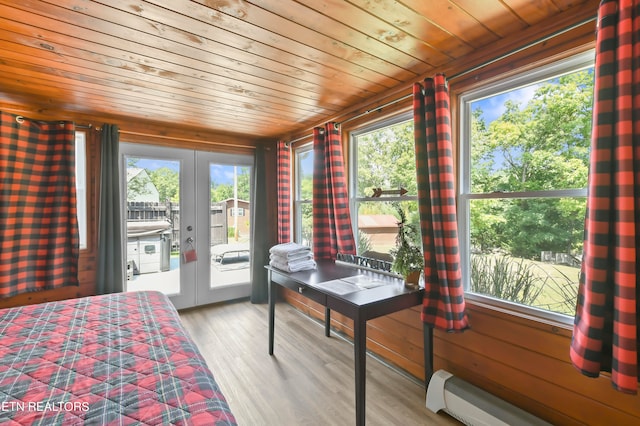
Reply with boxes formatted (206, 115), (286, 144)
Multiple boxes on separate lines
(471, 254), (580, 316)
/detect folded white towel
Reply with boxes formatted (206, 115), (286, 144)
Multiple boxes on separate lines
(269, 242), (311, 258)
(270, 252), (313, 263)
(269, 258), (317, 273)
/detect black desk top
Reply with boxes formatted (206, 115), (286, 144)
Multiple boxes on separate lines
(267, 260), (428, 426)
(267, 259), (423, 309)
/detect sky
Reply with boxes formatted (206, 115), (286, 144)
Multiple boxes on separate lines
(472, 84), (539, 124)
(130, 158), (241, 185)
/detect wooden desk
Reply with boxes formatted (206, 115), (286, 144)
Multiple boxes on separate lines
(267, 260), (426, 426)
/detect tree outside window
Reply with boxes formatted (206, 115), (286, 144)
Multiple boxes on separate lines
(351, 116), (418, 260)
(294, 146), (314, 247)
(460, 52), (594, 318)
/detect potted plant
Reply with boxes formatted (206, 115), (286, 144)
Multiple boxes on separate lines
(390, 205), (424, 288)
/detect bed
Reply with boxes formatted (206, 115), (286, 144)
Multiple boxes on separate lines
(0, 291), (237, 425)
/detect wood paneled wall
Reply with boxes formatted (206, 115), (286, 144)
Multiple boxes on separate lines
(283, 289), (640, 425)
(282, 18), (640, 426)
(0, 110), (265, 308)
(1, 6), (638, 425)
(437, 302), (640, 425)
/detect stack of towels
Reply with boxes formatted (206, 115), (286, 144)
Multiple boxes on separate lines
(269, 242), (316, 272)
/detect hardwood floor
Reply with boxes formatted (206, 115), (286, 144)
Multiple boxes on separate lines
(179, 299), (459, 426)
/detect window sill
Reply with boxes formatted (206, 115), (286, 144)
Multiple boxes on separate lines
(464, 292), (575, 331)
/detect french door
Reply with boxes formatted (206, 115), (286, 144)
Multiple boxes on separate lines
(120, 144), (253, 309)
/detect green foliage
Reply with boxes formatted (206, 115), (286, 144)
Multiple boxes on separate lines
(148, 167), (179, 203)
(470, 69), (592, 260)
(211, 166), (250, 202)
(390, 204), (424, 276)
(470, 254), (579, 315)
(300, 203), (313, 247)
(470, 254), (543, 306)
(212, 184), (234, 202)
(356, 120), (417, 200)
(467, 69), (593, 313)
(298, 150), (313, 200)
(357, 230), (372, 254)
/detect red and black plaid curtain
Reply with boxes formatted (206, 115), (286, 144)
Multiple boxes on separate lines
(312, 122), (356, 259)
(413, 76), (469, 332)
(570, 0), (639, 395)
(0, 112), (79, 297)
(276, 140), (291, 243)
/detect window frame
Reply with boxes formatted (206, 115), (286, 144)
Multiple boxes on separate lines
(75, 131), (87, 250)
(349, 112), (417, 255)
(458, 51), (594, 325)
(293, 142), (313, 246)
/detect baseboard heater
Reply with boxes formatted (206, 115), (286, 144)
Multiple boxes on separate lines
(426, 370), (552, 426)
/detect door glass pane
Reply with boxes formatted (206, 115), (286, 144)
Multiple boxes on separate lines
(125, 157), (180, 295)
(209, 163), (251, 288)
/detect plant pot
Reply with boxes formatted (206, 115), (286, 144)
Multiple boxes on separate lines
(404, 270), (421, 288)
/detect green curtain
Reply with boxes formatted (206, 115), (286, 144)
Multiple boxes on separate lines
(250, 146), (269, 303)
(96, 124), (124, 294)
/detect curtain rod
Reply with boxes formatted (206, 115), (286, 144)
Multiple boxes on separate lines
(286, 15), (596, 146)
(74, 124), (256, 149)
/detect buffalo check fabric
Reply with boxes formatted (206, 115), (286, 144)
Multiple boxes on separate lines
(0, 112), (79, 298)
(276, 140), (291, 244)
(413, 76), (470, 332)
(312, 123), (356, 259)
(0, 291), (237, 425)
(570, 0), (639, 395)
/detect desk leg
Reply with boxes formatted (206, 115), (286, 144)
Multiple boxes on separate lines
(325, 307), (331, 337)
(354, 316), (366, 426)
(268, 272), (275, 356)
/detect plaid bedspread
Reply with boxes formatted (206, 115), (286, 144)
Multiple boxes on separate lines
(0, 291), (237, 425)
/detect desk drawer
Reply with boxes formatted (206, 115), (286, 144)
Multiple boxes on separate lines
(274, 276), (326, 305)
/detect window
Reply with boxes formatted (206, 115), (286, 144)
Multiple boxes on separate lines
(75, 131), (87, 250)
(350, 115), (418, 260)
(459, 52), (594, 320)
(294, 145), (313, 247)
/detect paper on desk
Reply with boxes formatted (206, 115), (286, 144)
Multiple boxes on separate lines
(311, 279), (361, 295)
(311, 275), (390, 295)
(342, 275), (389, 289)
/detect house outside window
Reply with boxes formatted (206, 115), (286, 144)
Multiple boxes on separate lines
(349, 114), (418, 261)
(294, 145), (314, 247)
(459, 51), (594, 321)
(229, 207), (245, 217)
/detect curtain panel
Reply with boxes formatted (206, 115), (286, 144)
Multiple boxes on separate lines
(312, 123), (356, 259)
(96, 124), (124, 295)
(0, 112), (79, 297)
(413, 76), (470, 332)
(250, 146), (269, 303)
(570, 0), (639, 394)
(276, 140), (291, 244)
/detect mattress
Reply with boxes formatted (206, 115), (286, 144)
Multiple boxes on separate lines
(0, 291), (237, 425)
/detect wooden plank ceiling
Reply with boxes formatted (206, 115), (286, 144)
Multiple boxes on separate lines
(0, 0), (596, 141)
